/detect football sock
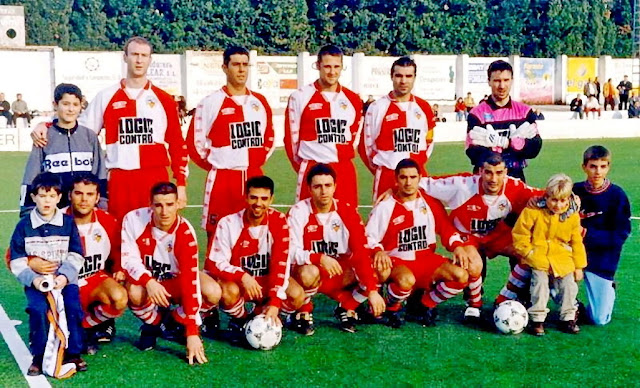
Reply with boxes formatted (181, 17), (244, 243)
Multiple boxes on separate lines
(130, 300), (161, 325)
(495, 264), (531, 305)
(302, 286), (319, 306)
(421, 281), (465, 308)
(280, 300), (297, 315)
(298, 301), (314, 313)
(83, 304), (124, 328)
(222, 298), (246, 319)
(466, 276), (483, 308)
(200, 301), (218, 318)
(385, 283), (412, 312)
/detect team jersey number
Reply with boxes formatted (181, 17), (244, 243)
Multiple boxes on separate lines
(80, 254), (104, 279)
(144, 255), (172, 281)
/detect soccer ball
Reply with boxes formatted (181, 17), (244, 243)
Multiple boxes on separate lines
(493, 300), (529, 334)
(244, 314), (282, 350)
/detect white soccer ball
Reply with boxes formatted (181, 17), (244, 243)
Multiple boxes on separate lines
(244, 314), (282, 350)
(493, 300), (529, 334)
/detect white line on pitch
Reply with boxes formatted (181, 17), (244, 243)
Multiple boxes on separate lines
(0, 304), (52, 388)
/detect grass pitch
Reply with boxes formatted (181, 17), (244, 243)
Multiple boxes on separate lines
(0, 139), (638, 387)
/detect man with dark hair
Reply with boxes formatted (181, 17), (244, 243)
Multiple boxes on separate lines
(366, 159), (479, 328)
(285, 44), (363, 207)
(360, 56), (436, 200)
(617, 75), (632, 110)
(121, 181), (221, 364)
(287, 163), (385, 334)
(416, 152), (543, 320)
(11, 93), (31, 126)
(20, 83), (107, 216)
(31, 36), (189, 222)
(0, 92), (12, 126)
(206, 175), (304, 344)
(187, 45), (274, 253)
(466, 60), (542, 182)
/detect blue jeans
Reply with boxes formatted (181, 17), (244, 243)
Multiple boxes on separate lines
(456, 111), (465, 121)
(25, 284), (84, 357)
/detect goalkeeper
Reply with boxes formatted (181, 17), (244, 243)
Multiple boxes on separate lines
(465, 60), (542, 182)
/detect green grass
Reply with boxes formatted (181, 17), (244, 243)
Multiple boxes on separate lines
(0, 140), (638, 387)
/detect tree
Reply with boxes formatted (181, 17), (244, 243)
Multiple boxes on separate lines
(251, 0), (311, 54)
(69, 0), (112, 50)
(4, 0), (72, 47)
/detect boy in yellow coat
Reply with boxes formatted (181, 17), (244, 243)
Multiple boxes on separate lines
(512, 173), (587, 336)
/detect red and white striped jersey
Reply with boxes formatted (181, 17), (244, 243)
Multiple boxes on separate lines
(80, 80), (188, 185)
(121, 208), (200, 332)
(287, 198), (377, 292)
(418, 174), (543, 236)
(361, 93), (436, 171)
(284, 81), (363, 170)
(366, 190), (464, 261)
(64, 208), (121, 283)
(188, 87), (274, 171)
(206, 208), (291, 307)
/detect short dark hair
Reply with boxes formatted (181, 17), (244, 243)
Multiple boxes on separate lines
(306, 163), (336, 186)
(317, 44), (343, 63)
(583, 145), (611, 165)
(391, 56), (416, 77)
(124, 36), (153, 55)
(223, 46), (250, 66)
(31, 172), (62, 195)
(487, 60), (513, 79)
(482, 152), (505, 167)
(71, 172), (100, 189)
(395, 158), (421, 176)
(246, 176), (274, 195)
(150, 182), (178, 201)
(53, 83), (82, 104)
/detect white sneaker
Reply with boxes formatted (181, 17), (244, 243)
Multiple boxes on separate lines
(464, 306), (481, 320)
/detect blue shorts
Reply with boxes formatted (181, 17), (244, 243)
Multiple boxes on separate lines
(584, 271), (616, 325)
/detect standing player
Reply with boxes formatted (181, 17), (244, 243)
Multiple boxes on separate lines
(206, 176), (304, 343)
(366, 159), (481, 327)
(31, 36), (189, 221)
(287, 164), (385, 334)
(28, 173), (127, 354)
(360, 56), (436, 200)
(187, 46), (274, 250)
(122, 182), (221, 365)
(466, 60), (542, 182)
(285, 45), (363, 206)
(417, 152), (543, 320)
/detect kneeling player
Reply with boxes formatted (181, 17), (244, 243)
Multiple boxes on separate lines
(28, 173), (127, 354)
(288, 164), (385, 334)
(206, 176), (304, 344)
(366, 159), (481, 327)
(122, 182), (221, 365)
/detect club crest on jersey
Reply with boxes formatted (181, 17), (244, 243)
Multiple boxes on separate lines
(498, 201), (508, 211)
(309, 103), (323, 111)
(467, 204), (481, 211)
(339, 101), (348, 110)
(331, 220), (341, 232)
(385, 113), (399, 122)
(112, 101), (127, 110)
(414, 110), (422, 119)
(222, 107), (236, 115)
(93, 231), (102, 242)
(146, 97), (156, 108)
(420, 205), (428, 214)
(392, 215), (405, 225)
(307, 225), (318, 233)
(251, 102), (260, 111)
(167, 243), (173, 253)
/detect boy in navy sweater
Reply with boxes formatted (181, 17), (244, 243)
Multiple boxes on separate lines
(9, 172), (86, 375)
(573, 146), (631, 325)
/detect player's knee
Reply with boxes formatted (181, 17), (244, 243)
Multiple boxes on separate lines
(127, 284), (146, 306)
(202, 280), (222, 305)
(221, 281), (241, 305)
(376, 267), (391, 283)
(299, 265), (320, 288)
(468, 257), (483, 278)
(397, 273), (416, 290)
(451, 266), (469, 284)
(287, 282), (305, 309)
(110, 287), (129, 310)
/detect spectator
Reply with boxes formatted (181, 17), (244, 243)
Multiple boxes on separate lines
(603, 78), (616, 111)
(583, 78), (597, 98)
(585, 95), (601, 119)
(12, 93), (32, 126)
(363, 95), (375, 114)
(628, 100), (640, 118)
(463, 92), (476, 114)
(479, 94), (489, 104)
(617, 75), (632, 110)
(594, 77), (601, 101)
(0, 93), (12, 127)
(570, 94), (584, 119)
(630, 91), (640, 105)
(454, 97), (466, 121)
(175, 95), (187, 124)
(432, 103), (446, 122)
(534, 108), (545, 120)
